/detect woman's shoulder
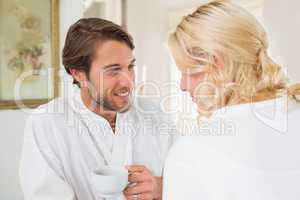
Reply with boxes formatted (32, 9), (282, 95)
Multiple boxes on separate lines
(225, 97), (300, 134)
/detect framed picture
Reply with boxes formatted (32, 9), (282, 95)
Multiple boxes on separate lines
(0, 0), (59, 109)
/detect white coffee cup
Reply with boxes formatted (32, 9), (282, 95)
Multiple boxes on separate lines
(91, 166), (129, 198)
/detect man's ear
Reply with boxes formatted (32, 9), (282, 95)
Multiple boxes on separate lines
(69, 69), (87, 87)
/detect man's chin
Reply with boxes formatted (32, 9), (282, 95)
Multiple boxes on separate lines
(113, 96), (133, 113)
(115, 103), (131, 113)
(103, 100), (132, 113)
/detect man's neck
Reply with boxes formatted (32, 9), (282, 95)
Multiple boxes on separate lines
(80, 90), (117, 132)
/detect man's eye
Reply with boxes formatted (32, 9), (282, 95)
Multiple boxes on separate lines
(112, 68), (121, 72)
(105, 68), (121, 75)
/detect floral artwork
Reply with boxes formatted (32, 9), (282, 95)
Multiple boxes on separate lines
(0, 0), (59, 109)
(4, 1), (48, 76)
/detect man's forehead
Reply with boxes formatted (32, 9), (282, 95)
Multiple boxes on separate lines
(93, 41), (135, 65)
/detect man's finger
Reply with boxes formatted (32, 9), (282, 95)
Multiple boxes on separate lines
(124, 182), (153, 195)
(125, 193), (153, 200)
(126, 165), (148, 173)
(128, 172), (152, 183)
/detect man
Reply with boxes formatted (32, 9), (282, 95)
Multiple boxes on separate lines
(20, 18), (175, 200)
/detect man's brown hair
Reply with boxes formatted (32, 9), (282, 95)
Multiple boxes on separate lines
(62, 18), (135, 86)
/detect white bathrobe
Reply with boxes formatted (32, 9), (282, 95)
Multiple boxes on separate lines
(163, 97), (300, 200)
(20, 90), (176, 200)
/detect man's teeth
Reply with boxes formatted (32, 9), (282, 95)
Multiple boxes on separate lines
(116, 92), (129, 97)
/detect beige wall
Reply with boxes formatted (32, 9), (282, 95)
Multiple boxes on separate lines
(127, 0), (171, 93)
(264, 0), (300, 82)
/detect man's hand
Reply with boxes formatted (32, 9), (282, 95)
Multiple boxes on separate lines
(124, 165), (162, 200)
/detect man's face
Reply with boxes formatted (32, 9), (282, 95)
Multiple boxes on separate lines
(87, 40), (135, 112)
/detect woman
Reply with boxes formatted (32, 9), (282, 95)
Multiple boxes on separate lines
(163, 0), (300, 199)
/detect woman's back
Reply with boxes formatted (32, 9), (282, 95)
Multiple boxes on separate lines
(163, 97), (300, 200)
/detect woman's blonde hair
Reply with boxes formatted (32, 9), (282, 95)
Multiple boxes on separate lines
(169, 0), (300, 106)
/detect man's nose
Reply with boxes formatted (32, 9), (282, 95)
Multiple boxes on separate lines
(119, 70), (134, 87)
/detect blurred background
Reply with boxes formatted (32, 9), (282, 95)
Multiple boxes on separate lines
(0, 0), (300, 199)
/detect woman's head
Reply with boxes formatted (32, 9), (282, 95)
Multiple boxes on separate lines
(169, 0), (297, 114)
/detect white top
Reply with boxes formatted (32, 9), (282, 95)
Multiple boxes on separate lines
(163, 96), (300, 200)
(20, 89), (176, 200)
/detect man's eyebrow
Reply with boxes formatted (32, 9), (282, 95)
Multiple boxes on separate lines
(102, 58), (136, 70)
(102, 64), (121, 70)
